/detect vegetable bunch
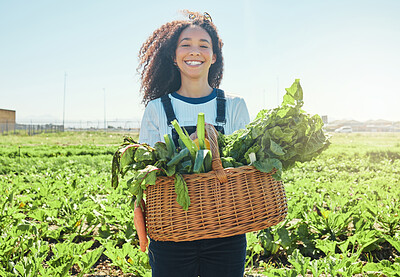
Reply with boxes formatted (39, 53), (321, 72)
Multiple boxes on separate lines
(218, 79), (330, 179)
(111, 113), (212, 211)
(111, 79), (330, 210)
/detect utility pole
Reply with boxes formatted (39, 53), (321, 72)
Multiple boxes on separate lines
(63, 72), (67, 127)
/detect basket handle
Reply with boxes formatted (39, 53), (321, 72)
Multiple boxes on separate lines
(205, 124), (228, 184)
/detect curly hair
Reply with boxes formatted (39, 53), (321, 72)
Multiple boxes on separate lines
(137, 11), (224, 105)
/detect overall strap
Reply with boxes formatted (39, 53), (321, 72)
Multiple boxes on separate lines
(215, 89), (226, 124)
(161, 94), (176, 126)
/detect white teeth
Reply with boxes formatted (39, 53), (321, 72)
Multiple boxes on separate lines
(185, 61), (202, 65)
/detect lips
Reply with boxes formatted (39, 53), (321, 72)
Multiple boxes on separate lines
(184, 60), (204, 66)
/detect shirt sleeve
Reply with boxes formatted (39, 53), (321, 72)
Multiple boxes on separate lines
(138, 101), (162, 146)
(233, 97), (250, 130)
(226, 96), (250, 133)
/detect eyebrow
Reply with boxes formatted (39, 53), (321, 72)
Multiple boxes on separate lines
(179, 38), (211, 44)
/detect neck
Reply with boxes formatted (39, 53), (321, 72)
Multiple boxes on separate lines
(177, 77), (213, 98)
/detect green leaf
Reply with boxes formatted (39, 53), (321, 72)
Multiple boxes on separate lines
(120, 145), (137, 168)
(315, 239), (337, 255)
(270, 139), (285, 156)
(192, 149), (212, 173)
(282, 93), (295, 106)
(167, 148), (190, 167)
(382, 234), (400, 253)
(154, 142), (169, 161)
(171, 119), (198, 159)
(164, 165), (176, 177)
(111, 151), (121, 189)
(203, 149), (212, 172)
(276, 106), (291, 118)
(174, 173), (190, 211)
(353, 230), (381, 252)
(277, 227), (292, 249)
(193, 150), (206, 173)
(164, 133), (176, 159)
(134, 145), (154, 162)
(338, 239), (351, 254)
(283, 78), (303, 106)
(180, 159), (193, 173)
(138, 165), (159, 189)
(288, 249), (310, 276)
(77, 247), (104, 276)
(253, 158), (282, 174)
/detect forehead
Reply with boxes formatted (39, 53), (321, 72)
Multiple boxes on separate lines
(178, 25), (212, 42)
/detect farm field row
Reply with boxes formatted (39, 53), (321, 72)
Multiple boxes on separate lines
(0, 132), (399, 276)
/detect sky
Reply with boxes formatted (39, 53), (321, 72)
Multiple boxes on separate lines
(1, 0), (399, 127)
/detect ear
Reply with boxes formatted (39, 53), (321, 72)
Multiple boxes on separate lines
(211, 54), (217, 64)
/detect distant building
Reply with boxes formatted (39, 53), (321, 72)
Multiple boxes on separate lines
(0, 108), (16, 133)
(326, 118), (399, 132)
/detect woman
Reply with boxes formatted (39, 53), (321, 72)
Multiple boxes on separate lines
(138, 11), (250, 277)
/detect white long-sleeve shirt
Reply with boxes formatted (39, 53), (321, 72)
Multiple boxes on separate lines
(139, 89), (250, 146)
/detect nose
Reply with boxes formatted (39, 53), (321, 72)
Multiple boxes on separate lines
(189, 48), (200, 56)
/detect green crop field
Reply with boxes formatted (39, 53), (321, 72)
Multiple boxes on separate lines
(1, 131), (399, 276)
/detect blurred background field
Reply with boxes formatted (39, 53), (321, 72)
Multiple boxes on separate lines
(0, 131), (139, 146)
(1, 130), (399, 148)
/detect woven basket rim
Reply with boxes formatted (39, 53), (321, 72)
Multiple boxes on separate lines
(155, 164), (275, 176)
(148, 165), (275, 185)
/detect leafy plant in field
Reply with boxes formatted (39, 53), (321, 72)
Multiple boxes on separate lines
(317, 252), (363, 277)
(294, 223), (317, 256)
(0, 142), (144, 276)
(362, 258), (400, 276)
(246, 232), (264, 268)
(1, 131), (399, 275)
(363, 198), (400, 237)
(43, 240), (104, 277)
(102, 240), (151, 276)
(305, 208), (353, 241)
(287, 249), (312, 276)
(258, 222), (298, 257)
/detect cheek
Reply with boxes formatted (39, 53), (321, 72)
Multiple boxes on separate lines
(203, 50), (215, 60)
(175, 49), (186, 60)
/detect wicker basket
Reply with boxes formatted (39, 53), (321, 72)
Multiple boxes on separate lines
(145, 126), (288, 242)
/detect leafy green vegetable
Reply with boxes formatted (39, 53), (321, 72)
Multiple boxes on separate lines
(112, 115), (223, 210)
(154, 142), (169, 162)
(219, 79), (330, 179)
(171, 119), (198, 160)
(166, 148), (190, 167)
(197, 113), (206, 149)
(193, 149), (211, 173)
(112, 79), (329, 210)
(134, 145), (154, 162)
(164, 133), (176, 159)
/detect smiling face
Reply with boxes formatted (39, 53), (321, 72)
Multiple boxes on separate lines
(174, 25), (217, 82)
